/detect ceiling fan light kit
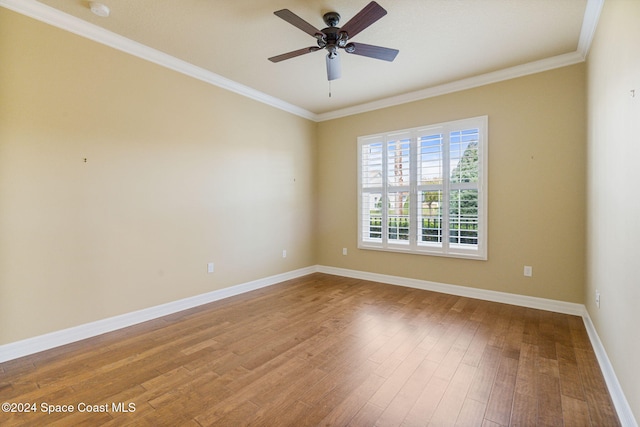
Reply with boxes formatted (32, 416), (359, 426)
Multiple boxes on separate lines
(268, 1), (399, 83)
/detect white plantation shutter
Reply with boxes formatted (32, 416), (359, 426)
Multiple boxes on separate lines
(417, 131), (444, 248)
(386, 134), (411, 245)
(358, 116), (487, 260)
(360, 138), (384, 242)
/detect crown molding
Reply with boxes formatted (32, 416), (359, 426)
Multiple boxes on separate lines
(315, 51), (585, 121)
(317, 0), (602, 121)
(0, 0), (317, 121)
(1, 0), (602, 123)
(578, 0), (605, 58)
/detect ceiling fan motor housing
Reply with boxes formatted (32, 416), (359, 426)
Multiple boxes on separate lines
(317, 12), (350, 56)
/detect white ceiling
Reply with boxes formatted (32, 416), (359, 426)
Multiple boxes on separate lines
(4, 0), (601, 121)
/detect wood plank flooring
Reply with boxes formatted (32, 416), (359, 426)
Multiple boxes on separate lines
(0, 273), (620, 426)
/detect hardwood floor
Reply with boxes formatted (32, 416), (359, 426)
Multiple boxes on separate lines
(0, 273), (620, 426)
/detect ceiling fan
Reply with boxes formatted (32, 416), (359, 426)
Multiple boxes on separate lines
(268, 1), (399, 81)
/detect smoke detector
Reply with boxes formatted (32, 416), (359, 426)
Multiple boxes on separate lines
(89, 2), (110, 17)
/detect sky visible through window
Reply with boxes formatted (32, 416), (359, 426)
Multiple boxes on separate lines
(416, 129), (479, 183)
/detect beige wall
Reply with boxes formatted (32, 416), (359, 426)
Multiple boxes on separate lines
(0, 9), (317, 345)
(586, 0), (640, 421)
(4, 1), (639, 422)
(317, 64), (587, 303)
(1, 4), (636, 421)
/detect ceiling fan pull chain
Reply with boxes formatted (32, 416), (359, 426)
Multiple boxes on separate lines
(329, 80), (332, 98)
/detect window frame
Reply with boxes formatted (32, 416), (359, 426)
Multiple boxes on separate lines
(357, 115), (488, 260)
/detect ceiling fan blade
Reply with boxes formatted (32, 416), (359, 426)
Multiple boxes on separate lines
(346, 42), (399, 62)
(274, 9), (322, 37)
(339, 1), (387, 39)
(268, 47), (319, 63)
(326, 53), (342, 81)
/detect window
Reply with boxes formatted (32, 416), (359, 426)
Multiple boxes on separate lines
(358, 116), (487, 260)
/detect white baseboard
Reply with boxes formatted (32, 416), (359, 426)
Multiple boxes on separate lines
(317, 265), (586, 316)
(0, 266), (316, 363)
(316, 265), (636, 427)
(582, 312), (638, 427)
(1, 264), (635, 426)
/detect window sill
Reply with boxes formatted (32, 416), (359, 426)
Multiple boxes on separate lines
(357, 243), (487, 261)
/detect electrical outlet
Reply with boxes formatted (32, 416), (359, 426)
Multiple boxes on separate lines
(595, 290), (600, 308)
(282, 250), (287, 258)
(523, 266), (532, 277)
(207, 262), (214, 273)
(342, 248), (348, 255)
